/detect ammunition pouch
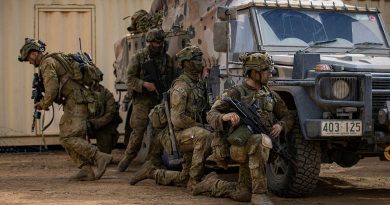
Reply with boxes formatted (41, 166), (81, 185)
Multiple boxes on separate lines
(227, 125), (251, 146)
(148, 103), (167, 129)
(72, 88), (98, 116)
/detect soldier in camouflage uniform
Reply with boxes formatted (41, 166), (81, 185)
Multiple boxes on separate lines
(194, 52), (294, 205)
(18, 38), (112, 181)
(117, 29), (176, 172)
(127, 45), (212, 191)
(87, 84), (122, 154)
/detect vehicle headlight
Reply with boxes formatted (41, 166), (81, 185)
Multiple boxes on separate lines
(332, 80), (350, 99)
(319, 77), (359, 101)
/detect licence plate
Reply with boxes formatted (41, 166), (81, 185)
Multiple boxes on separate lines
(321, 120), (362, 136)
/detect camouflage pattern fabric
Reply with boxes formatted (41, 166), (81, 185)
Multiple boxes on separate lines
(154, 153), (192, 186)
(205, 80), (294, 198)
(18, 38), (46, 62)
(128, 9), (163, 34)
(38, 55), (100, 168)
(123, 45), (175, 162)
(154, 72), (212, 187)
(88, 85), (120, 154)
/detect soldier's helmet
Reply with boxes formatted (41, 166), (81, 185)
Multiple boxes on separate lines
(127, 9), (149, 32)
(146, 28), (165, 43)
(176, 45), (203, 67)
(18, 38), (46, 62)
(239, 52), (274, 75)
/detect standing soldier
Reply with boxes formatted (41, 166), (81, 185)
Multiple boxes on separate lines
(128, 45), (213, 191)
(194, 52), (294, 205)
(117, 28), (176, 172)
(18, 38), (112, 181)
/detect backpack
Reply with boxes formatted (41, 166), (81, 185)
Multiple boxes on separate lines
(49, 52), (103, 87)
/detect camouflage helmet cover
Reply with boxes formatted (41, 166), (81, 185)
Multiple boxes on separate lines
(175, 45), (203, 67)
(18, 38), (46, 62)
(127, 9), (149, 32)
(239, 52), (274, 73)
(146, 28), (165, 42)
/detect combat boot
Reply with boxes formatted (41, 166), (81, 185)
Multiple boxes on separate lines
(117, 155), (132, 172)
(192, 172), (218, 196)
(94, 151), (113, 179)
(186, 177), (198, 192)
(128, 161), (156, 185)
(69, 165), (95, 181)
(251, 193), (274, 205)
(228, 186), (252, 202)
(207, 153), (228, 170)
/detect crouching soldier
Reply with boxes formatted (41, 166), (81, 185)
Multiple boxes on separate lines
(87, 84), (122, 154)
(18, 38), (112, 181)
(194, 52), (294, 205)
(128, 45), (213, 191)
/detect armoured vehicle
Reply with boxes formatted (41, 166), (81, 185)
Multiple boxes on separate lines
(113, 0), (390, 197)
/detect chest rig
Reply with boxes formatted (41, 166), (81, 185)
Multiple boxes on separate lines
(176, 75), (208, 124)
(236, 84), (278, 131)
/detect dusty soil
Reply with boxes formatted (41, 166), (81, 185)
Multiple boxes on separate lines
(0, 149), (389, 205)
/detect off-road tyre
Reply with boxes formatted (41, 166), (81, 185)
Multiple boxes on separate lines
(266, 127), (321, 197)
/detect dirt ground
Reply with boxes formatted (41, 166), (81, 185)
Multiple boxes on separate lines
(0, 148), (389, 205)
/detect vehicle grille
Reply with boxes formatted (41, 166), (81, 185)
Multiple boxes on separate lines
(372, 74), (390, 120)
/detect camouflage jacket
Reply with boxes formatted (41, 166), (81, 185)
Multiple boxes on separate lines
(207, 80), (294, 135)
(37, 53), (87, 110)
(170, 74), (209, 130)
(127, 46), (175, 97)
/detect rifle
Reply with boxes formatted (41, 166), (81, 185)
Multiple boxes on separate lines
(223, 97), (297, 165)
(31, 73), (44, 132)
(163, 92), (183, 165)
(142, 59), (163, 99)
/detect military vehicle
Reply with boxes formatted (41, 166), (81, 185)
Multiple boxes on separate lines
(113, 0), (390, 197)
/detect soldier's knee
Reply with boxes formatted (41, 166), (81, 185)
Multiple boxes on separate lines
(247, 134), (270, 155)
(230, 145), (247, 163)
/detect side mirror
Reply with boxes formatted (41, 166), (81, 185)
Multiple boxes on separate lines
(213, 21), (228, 52)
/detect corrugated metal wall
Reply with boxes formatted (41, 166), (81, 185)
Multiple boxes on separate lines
(0, 0), (153, 146)
(344, 0), (390, 35)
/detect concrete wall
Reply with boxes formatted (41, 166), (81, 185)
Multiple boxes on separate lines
(0, 0), (153, 146)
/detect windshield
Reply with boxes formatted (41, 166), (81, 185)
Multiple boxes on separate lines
(256, 8), (389, 49)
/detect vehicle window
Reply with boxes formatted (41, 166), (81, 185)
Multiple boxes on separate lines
(230, 11), (256, 53)
(256, 8), (388, 48)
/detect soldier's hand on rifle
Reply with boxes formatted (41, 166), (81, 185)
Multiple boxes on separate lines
(271, 123), (283, 138)
(34, 102), (43, 110)
(222, 112), (240, 126)
(143, 81), (159, 94)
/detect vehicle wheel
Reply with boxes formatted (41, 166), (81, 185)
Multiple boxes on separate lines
(266, 127), (321, 197)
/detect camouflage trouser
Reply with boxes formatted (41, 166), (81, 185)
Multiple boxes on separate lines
(154, 126), (212, 185)
(146, 127), (164, 167)
(59, 105), (98, 168)
(95, 123), (119, 154)
(206, 134), (270, 198)
(154, 153), (192, 186)
(124, 96), (158, 160)
(204, 164), (252, 202)
(176, 126), (212, 182)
